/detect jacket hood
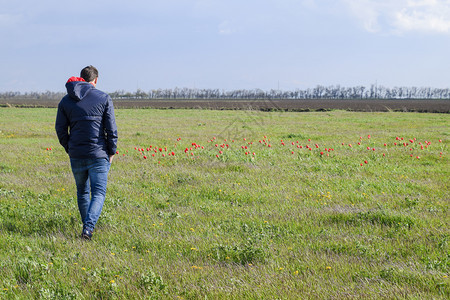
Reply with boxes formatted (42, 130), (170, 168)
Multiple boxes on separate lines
(65, 77), (94, 101)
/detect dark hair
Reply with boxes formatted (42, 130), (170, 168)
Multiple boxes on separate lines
(80, 65), (99, 82)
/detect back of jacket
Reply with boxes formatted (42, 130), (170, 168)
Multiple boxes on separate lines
(55, 78), (118, 159)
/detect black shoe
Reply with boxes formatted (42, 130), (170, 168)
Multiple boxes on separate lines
(81, 228), (93, 240)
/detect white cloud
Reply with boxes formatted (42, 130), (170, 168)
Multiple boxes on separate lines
(342, 0), (450, 34)
(395, 0), (450, 33)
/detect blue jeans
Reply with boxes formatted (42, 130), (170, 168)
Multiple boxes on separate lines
(70, 158), (111, 232)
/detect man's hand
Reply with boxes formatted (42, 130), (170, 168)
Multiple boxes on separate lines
(109, 155), (114, 164)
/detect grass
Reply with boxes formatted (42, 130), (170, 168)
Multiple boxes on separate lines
(0, 107), (448, 299)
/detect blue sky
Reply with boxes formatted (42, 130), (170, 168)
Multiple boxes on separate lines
(1, 0), (449, 92)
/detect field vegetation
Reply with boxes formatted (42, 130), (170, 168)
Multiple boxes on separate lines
(0, 108), (448, 299)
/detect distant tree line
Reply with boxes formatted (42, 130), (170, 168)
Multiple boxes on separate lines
(1, 85), (449, 100)
(110, 85), (450, 100)
(0, 91), (65, 100)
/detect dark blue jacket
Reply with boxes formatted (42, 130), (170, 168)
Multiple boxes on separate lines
(55, 79), (118, 159)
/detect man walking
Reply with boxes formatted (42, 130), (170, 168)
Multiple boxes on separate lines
(55, 65), (118, 240)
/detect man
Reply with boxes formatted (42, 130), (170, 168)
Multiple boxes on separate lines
(55, 65), (118, 240)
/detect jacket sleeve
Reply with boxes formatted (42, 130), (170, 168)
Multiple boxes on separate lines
(103, 96), (118, 155)
(55, 102), (70, 154)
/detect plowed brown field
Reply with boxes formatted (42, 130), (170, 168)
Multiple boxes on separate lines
(2, 98), (449, 112)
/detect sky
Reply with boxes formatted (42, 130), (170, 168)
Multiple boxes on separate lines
(1, 0), (449, 93)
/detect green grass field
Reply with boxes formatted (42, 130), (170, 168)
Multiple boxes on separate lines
(0, 108), (448, 299)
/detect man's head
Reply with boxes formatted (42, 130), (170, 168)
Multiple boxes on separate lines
(80, 65), (99, 86)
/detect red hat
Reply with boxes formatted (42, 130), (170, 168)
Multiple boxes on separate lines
(66, 76), (85, 83)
